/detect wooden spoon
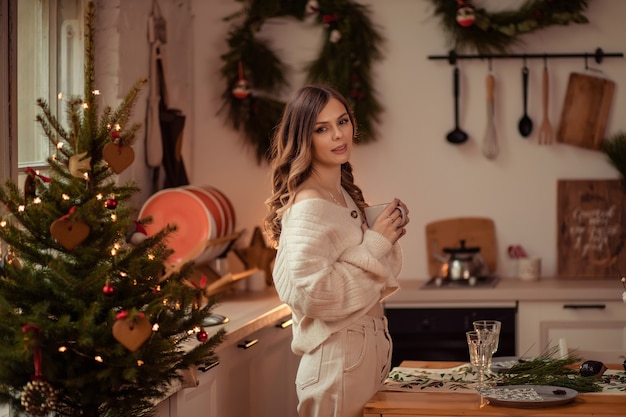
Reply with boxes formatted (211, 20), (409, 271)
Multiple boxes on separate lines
(482, 72), (499, 159)
(538, 66), (554, 145)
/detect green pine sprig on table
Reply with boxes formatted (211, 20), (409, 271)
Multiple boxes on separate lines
(500, 346), (603, 393)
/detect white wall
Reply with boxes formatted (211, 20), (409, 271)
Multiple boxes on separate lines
(108, 0), (626, 280)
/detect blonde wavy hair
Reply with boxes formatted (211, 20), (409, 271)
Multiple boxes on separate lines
(264, 84), (367, 246)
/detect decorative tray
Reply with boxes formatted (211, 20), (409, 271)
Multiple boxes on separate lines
(478, 385), (578, 408)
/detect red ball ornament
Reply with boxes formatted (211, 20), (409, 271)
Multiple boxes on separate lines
(232, 61), (251, 99)
(232, 79), (251, 99)
(456, 5), (476, 27)
(105, 198), (118, 210)
(103, 284), (115, 296)
(196, 330), (208, 342)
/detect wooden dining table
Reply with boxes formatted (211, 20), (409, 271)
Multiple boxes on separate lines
(363, 361), (626, 416)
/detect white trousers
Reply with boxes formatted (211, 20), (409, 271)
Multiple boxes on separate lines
(295, 314), (392, 417)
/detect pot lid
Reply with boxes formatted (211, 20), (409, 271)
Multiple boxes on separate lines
(443, 239), (480, 254)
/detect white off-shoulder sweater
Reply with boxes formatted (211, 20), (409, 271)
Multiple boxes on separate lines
(272, 191), (403, 355)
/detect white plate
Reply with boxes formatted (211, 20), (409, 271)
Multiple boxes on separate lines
(479, 385), (578, 408)
(491, 356), (527, 373)
(139, 189), (213, 265)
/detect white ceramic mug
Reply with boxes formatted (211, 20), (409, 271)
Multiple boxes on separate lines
(517, 257), (541, 281)
(364, 203), (407, 228)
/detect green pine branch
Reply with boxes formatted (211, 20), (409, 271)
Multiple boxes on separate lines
(501, 346), (602, 393)
(601, 132), (626, 181)
(220, 0), (385, 163)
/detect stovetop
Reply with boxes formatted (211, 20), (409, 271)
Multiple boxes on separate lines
(421, 275), (500, 289)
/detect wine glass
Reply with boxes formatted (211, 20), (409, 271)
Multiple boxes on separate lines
(473, 320), (501, 355)
(466, 330), (495, 389)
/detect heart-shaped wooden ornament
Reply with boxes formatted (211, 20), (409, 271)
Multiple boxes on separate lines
(112, 315), (152, 352)
(103, 142), (135, 174)
(50, 218), (90, 251)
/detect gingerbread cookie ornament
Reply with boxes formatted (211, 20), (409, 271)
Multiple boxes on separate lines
(49, 207), (90, 251)
(112, 311), (152, 352)
(103, 142), (135, 174)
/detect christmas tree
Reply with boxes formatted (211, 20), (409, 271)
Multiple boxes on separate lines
(0, 3), (224, 416)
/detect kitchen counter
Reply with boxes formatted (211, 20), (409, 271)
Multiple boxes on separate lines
(206, 286), (291, 352)
(385, 278), (624, 307)
(200, 278), (624, 338)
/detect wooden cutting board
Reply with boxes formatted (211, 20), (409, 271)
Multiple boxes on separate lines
(557, 72), (615, 150)
(425, 217), (497, 278)
(557, 179), (626, 278)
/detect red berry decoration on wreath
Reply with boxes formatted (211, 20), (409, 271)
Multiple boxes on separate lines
(456, 0), (476, 28)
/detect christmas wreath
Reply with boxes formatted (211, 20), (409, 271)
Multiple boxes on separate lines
(220, 0), (384, 163)
(428, 0), (591, 54)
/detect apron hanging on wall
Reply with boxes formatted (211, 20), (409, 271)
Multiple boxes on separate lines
(146, 0), (189, 193)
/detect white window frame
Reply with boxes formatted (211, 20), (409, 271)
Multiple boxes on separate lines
(0, 0), (85, 186)
(0, 0), (17, 185)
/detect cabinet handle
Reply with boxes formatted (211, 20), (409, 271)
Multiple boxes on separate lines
(277, 318), (293, 329)
(199, 359), (220, 372)
(563, 304), (606, 310)
(238, 339), (259, 349)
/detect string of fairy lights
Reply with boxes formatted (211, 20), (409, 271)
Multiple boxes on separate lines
(0, 88), (210, 369)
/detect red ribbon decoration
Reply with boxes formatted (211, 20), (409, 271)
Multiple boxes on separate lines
(59, 206), (77, 221)
(116, 310), (145, 320)
(22, 324), (43, 380)
(26, 167), (51, 183)
(190, 275), (208, 289)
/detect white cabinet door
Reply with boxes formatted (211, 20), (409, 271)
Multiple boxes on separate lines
(248, 317), (299, 417)
(172, 361), (220, 417)
(518, 300), (626, 363)
(214, 316), (299, 417)
(171, 314), (299, 417)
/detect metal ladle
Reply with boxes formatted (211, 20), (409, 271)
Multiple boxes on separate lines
(518, 65), (533, 137)
(446, 67), (469, 144)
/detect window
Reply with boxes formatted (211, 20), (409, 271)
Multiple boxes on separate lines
(0, 0), (84, 185)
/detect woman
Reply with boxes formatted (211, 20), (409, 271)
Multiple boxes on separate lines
(265, 84), (409, 417)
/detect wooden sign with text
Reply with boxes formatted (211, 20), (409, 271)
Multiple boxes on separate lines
(557, 179), (626, 278)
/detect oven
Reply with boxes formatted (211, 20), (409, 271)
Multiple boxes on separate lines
(385, 303), (517, 367)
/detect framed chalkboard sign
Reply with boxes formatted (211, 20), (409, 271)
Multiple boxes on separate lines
(557, 179), (626, 278)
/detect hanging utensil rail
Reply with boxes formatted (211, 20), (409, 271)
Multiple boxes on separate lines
(427, 48), (623, 65)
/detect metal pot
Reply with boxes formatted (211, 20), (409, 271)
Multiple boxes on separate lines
(437, 240), (489, 281)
